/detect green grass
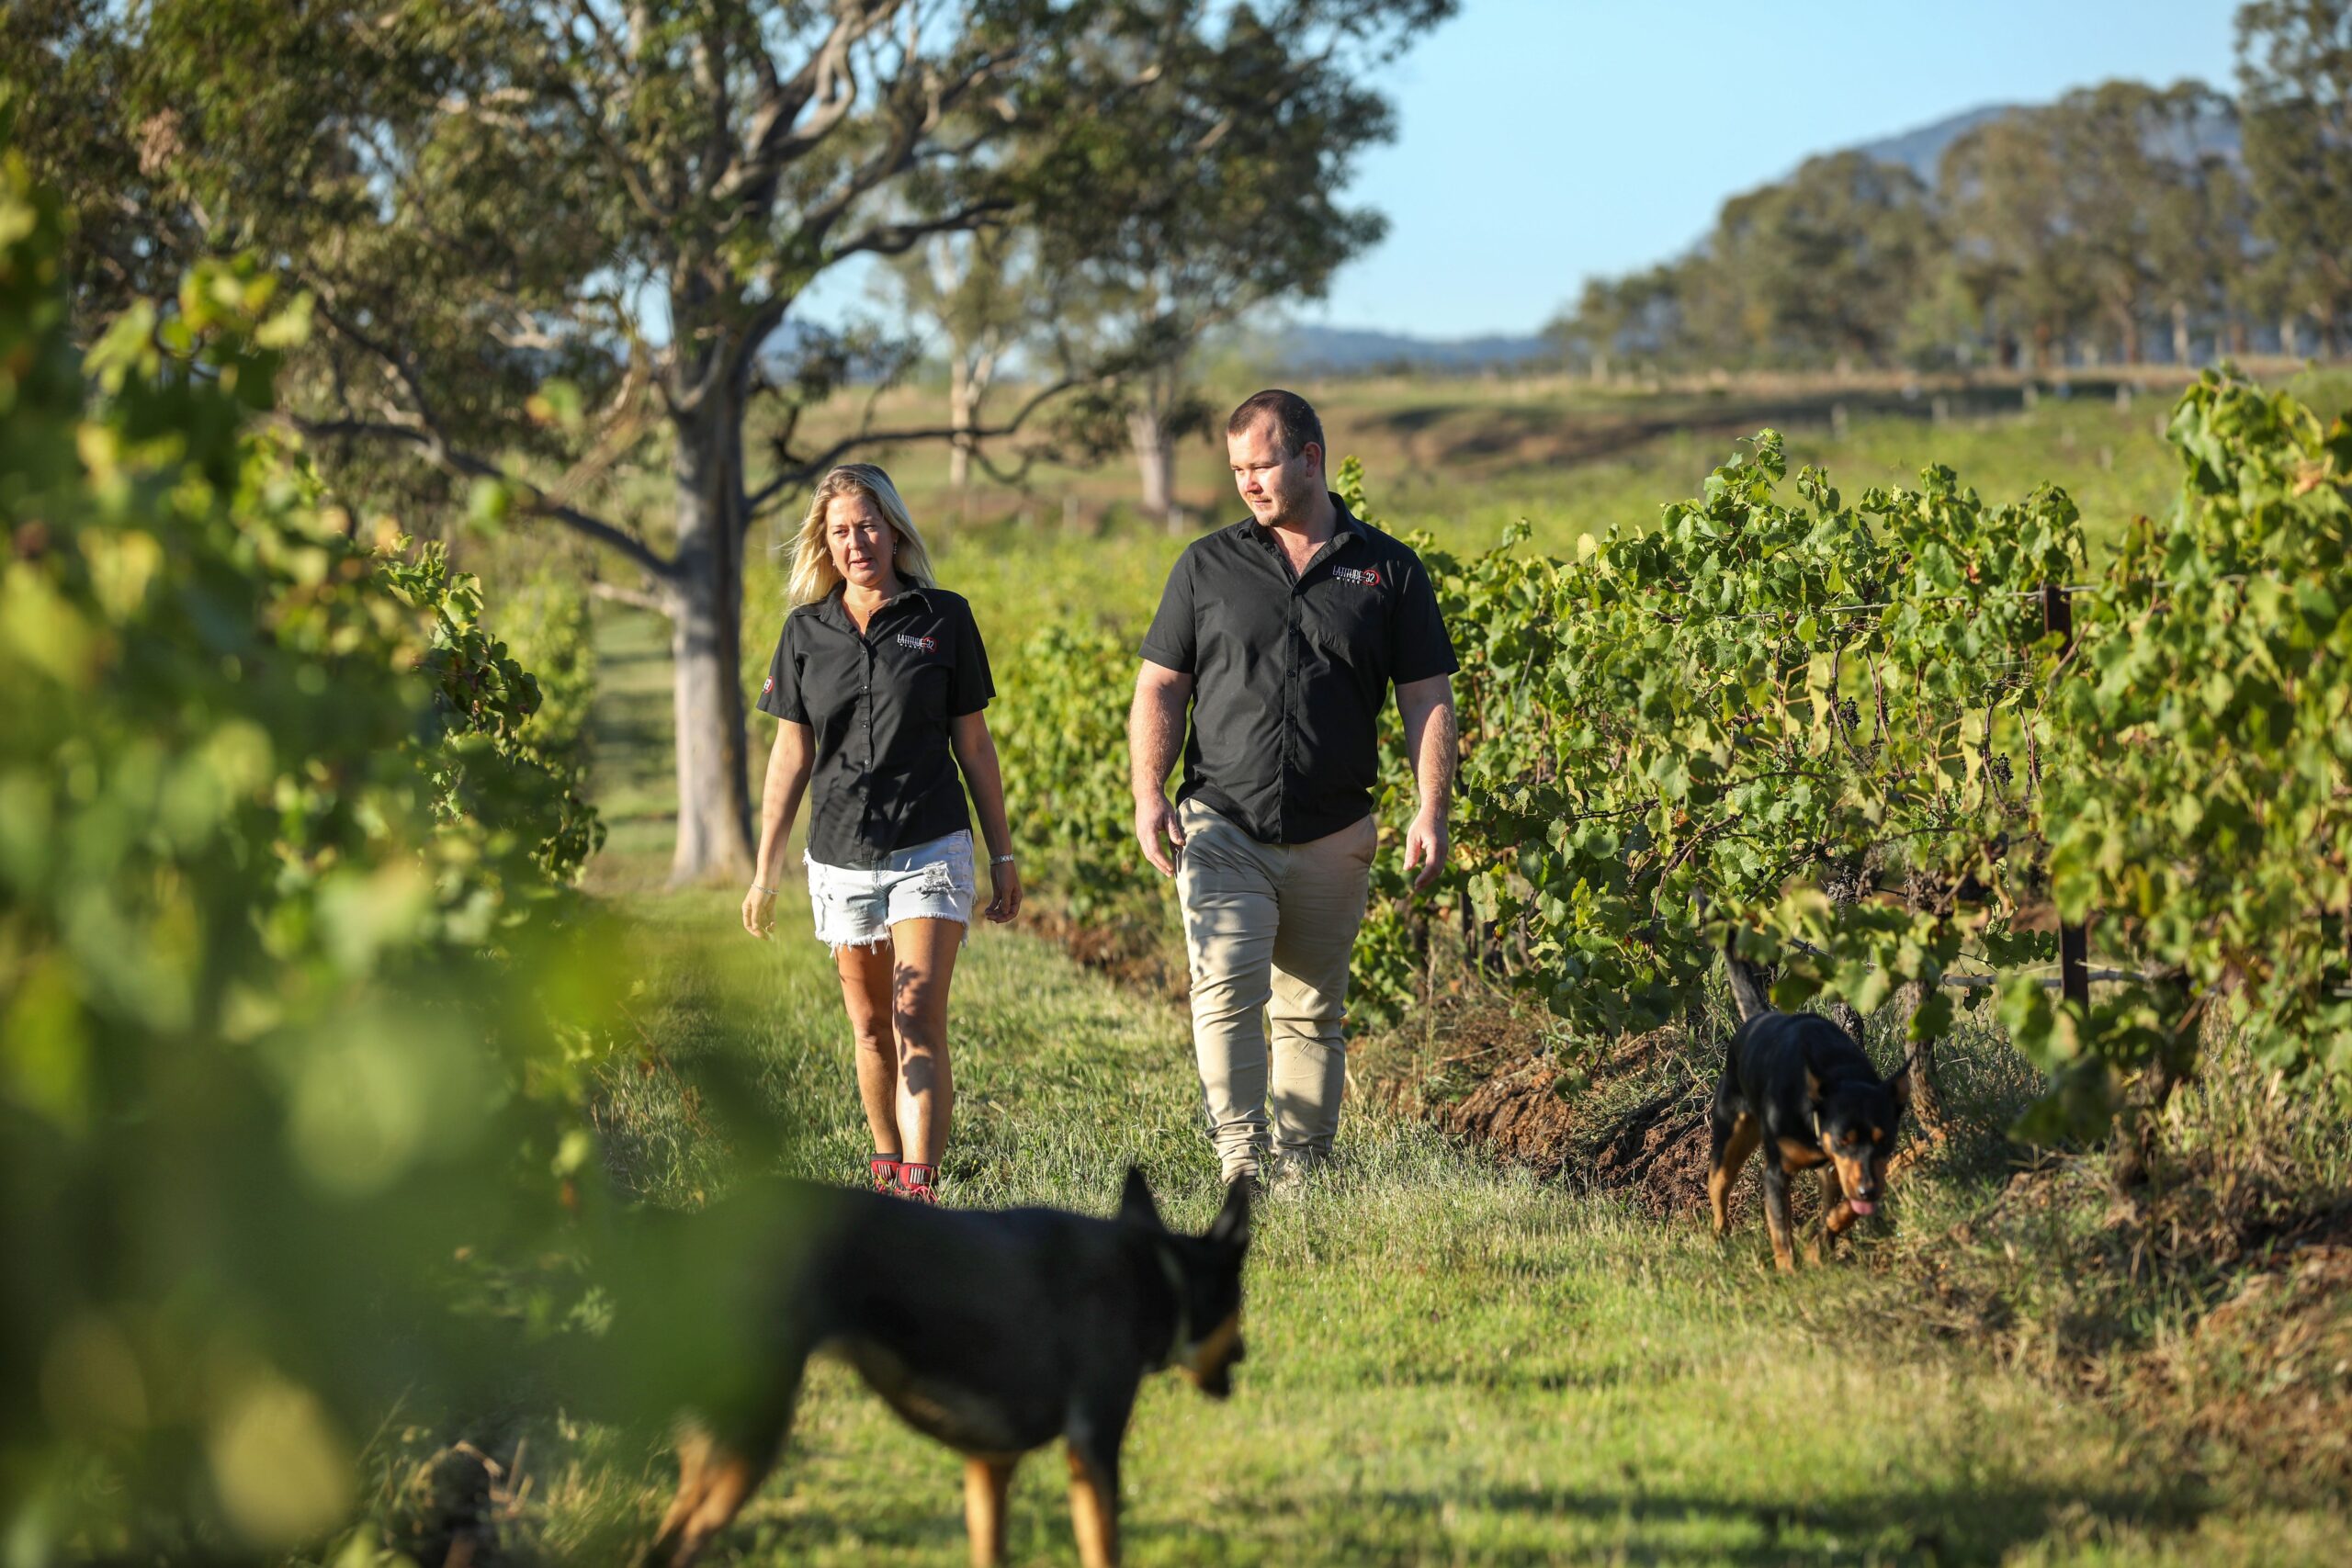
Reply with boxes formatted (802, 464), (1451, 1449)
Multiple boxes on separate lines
(532, 604), (2350, 1568)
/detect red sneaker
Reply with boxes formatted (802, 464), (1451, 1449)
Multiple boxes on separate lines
(896, 1162), (939, 1203)
(868, 1154), (901, 1194)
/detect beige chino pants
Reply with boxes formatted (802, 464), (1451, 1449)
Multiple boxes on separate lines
(1176, 798), (1377, 1183)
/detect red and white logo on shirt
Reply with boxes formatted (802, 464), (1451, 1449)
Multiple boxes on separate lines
(896, 633), (938, 654)
(1332, 565), (1383, 588)
(762, 675), (775, 694)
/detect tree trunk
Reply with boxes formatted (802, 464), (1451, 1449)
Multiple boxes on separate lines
(2171, 299), (2192, 367)
(666, 389), (755, 886)
(946, 344), (994, 495)
(1888, 977), (1950, 1139)
(1129, 402), (1180, 533)
(2110, 967), (2195, 1191)
(2281, 311), (2301, 358)
(947, 355), (976, 492)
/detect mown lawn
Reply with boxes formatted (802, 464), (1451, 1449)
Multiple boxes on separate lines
(552, 607), (2345, 1567)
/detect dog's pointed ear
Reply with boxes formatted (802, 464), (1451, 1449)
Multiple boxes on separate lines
(1118, 1165), (1164, 1230)
(1207, 1174), (1252, 1251)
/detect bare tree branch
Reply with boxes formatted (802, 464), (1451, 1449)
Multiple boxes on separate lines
(590, 579), (675, 615)
(288, 414), (675, 581)
(827, 197), (1014, 263)
(746, 373), (1089, 515)
(795, 40), (1024, 254)
(713, 0), (901, 208)
(307, 289), (447, 437)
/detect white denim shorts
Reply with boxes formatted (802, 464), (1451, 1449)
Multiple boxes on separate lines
(805, 829), (977, 951)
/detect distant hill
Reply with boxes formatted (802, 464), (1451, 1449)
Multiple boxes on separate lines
(1844, 103), (2022, 182)
(1265, 323), (1555, 378)
(1838, 96), (2241, 185)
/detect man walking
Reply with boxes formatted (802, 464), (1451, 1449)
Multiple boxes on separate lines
(1130, 389), (1459, 1192)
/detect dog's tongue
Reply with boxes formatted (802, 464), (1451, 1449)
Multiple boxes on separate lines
(1846, 1198), (1876, 1216)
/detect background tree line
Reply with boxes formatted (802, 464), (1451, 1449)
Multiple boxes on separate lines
(1550, 1), (2352, 377)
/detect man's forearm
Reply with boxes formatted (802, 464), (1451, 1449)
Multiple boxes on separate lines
(1128, 682), (1186, 804)
(1405, 696), (1457, 821)
(1396, 671), (1458, 823)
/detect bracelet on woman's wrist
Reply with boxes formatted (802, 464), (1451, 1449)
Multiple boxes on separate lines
(990, 853), (1016, 866)
(752, 883), (777, 896)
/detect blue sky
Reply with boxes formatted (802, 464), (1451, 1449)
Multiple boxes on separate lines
(1314, 0), (2245, 336)
(794, 0), (2245, 342)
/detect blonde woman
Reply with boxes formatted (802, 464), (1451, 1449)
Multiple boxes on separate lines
(742, 464), (1021, 1202)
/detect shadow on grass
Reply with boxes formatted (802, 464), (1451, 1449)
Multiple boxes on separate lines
(735, 1469), (2209, 1566)
(1203, 1475), (2204, 1566)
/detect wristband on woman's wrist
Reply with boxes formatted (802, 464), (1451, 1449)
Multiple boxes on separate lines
(752, 883), (777, 896)
(990, 853), (1016, 866)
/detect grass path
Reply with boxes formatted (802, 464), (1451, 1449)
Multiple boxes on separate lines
(574, 608), (2335, 1567)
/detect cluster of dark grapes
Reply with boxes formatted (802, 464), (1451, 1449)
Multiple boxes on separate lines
(1988, 754), (2015, 789)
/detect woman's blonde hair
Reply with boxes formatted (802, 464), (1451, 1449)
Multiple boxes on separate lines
(786, 464), (939, 606)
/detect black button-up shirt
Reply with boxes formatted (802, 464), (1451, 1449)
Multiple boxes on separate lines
(756, 583), (994, 868)
(1139, 494), (1457, 844)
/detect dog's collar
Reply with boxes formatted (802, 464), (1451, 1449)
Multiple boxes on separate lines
(1151, 1239), (1191, 1371)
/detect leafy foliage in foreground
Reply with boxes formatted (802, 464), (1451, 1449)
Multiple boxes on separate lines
(0, 154), (611, 1559)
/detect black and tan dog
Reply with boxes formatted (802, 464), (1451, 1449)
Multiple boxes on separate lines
(638, 1168), (1250, 1568)
(1708, 942), (1912, 1271)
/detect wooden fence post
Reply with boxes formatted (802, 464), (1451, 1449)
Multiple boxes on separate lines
(2041, 581), (2092, 1017)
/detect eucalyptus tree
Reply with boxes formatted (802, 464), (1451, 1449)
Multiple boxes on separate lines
(8, 0), (1449, 879)
(888, 228), (1043, 495)
(2145, 91), (2254, 364)
(1698, 152), (1942, 370)
(1941, 82), (2248, 368)
(1547, 264), (1690, 380)
(2237, 0), (2352, 356)
(1941, 98), (2113, 367)
(1030, 1), (1442, 529)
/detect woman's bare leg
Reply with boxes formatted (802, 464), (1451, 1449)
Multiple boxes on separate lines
(888, 919), (964, 1167)
(834, 942), (900, 1154)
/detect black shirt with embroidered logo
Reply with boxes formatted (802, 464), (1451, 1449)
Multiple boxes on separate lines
(1139, 493), (1458, 845)
(756, 583), (994, 868)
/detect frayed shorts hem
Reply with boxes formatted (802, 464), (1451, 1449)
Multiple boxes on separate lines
(806, 829), (978, 951)
(816, 919), (969, 957)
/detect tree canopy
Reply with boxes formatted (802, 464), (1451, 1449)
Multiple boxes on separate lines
(1548, 1), (2350, 377)
(5, 0), (1455, 877)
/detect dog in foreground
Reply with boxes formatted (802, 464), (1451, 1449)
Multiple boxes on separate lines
(1709, 940), (1913, 1271)
(639, 1168), (1251, 1568)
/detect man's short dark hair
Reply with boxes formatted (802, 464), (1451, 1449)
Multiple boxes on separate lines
(1227, 389), (1324, 464)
